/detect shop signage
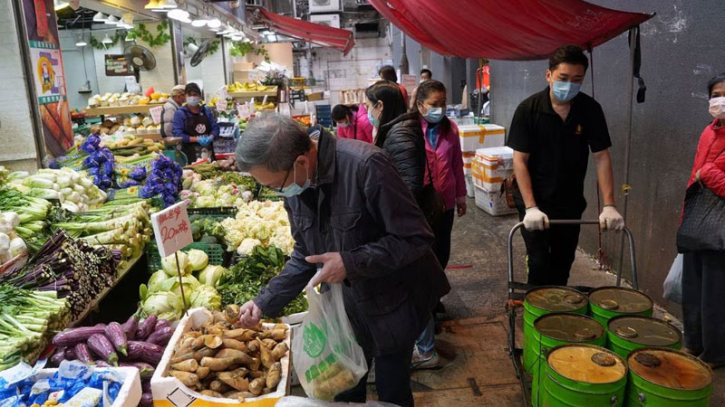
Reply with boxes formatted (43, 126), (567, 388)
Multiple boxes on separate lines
(151, 201), (193, 258)
(105, 55), (130, 76)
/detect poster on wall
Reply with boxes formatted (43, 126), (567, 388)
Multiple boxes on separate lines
(20, 0), (74, 157)
(105, 54), (130, 76)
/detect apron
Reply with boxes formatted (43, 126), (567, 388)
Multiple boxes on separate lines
(182, 108), (214, 163)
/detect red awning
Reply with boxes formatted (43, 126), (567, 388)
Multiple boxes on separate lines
(258, 9), (355, 55)
(368, 0), (653, 60)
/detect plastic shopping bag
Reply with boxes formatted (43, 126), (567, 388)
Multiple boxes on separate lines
(663, 254), (683, 304)
(293, 284), (368, 401)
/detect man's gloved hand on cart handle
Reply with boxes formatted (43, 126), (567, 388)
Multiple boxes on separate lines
(524, 207), (550, 231)
(600, 205), (625, 232)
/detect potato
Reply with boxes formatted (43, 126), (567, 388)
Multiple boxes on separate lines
(271, 342), (288, 361)
(170, 370), (199, 387)
(218, 369), (250, 391)
(266, 362), (281, 389)
(171, 359), (198, 372)
(222, 339), (249, 353)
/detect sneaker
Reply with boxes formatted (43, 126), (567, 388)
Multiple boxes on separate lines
(411, 348), (439, 370)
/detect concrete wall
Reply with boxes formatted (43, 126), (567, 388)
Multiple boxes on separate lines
(0, 0), (39, 171)
(489, 0), (724, 313)
(60, 30), (99, 111)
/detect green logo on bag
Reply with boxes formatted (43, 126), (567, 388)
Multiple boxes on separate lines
(303, 322), (326, 358)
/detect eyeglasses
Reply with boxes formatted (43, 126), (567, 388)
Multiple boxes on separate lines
(275, 164), (293, 193)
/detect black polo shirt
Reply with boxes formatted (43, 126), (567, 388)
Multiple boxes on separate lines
(506, 87), (611, 211)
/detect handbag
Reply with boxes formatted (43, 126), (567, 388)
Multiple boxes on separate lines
(676, 147), (725, 252)
(420, 151), (447, 230)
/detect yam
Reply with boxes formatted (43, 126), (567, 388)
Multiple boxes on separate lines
(262, 339), (277, 349)
(271, 329), (287, 341)
(192, 336), (206, 350)
(218, 369), (250, 391)
(271, 342), (288, 361)
(200, 357), (237, 371)
(215, 349), (260, 370)
(222, 338), (249, 353)
(169, 370), (199, 387)
(260, 342), (274, 369)
(249, 378), (265, 396)
(193, 347), (217, 362)
(171, 359), (198, 372)
(170, 349), (195, 364)
(266, 362), (281, 389)
(209, 380), (229, 393)
(248, 339), (260, 353)
(196, 366), (211, 380)
(223, 328), (255, 341)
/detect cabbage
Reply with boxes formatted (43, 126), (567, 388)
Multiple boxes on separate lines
(162, 251), (190, 276)
(190, 285), (222, 311)
(237, 238), (262, 256)
(148, 270), (171, 292)
(187, 249), (209, 272)
(158, 275), (201, 303)
(198, 265), (225, 288)
(141, 291), (183, 321)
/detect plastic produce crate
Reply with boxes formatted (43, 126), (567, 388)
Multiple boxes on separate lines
(187, 206), (238, 219)
(146, 242), (225, 272)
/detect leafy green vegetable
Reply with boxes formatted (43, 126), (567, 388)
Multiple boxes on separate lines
(162, 251), (191, 276)
(140, 291), (183, 321)
(187, 249), (209, 271)
(190, 285), (222, 310)
(217, 245), (307, 316)
(198, 265), (225, 288)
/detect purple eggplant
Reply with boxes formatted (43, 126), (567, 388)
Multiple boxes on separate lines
(140, 392), (153, 407)
(146, 326), (174, 347)
(87, 333), (119, 366)
(52, 326), (107, 347)
(64, 348), (78, 360)
(74, 342), (95, 365)
(127, 341), (164, 365)
(95, 360), (112, 368)
(105, 322), (128, 356)
(153, 319), (170, 332)
(50, 348), (66, 366)
(136, 315), (157, 340)
(141, 380), (152, 394)
(122, 315), (138, 341)
(121, 362), (155, 379)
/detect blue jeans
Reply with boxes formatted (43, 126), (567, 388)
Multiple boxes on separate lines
(416, 315), (436, 355)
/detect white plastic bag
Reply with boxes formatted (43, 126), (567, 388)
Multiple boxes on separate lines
(663, 254), (683, 304)
(292, 284), (368, 401)
(276, 396), (399, 407)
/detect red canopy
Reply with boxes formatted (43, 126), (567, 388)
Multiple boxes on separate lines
(368, 0), (653, 60)
(258, 9), (355, 55)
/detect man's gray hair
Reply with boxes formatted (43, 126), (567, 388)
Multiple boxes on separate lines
(235, 113), (312, 172)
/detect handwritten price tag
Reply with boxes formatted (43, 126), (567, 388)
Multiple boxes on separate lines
(237, 104), (251, 119)
(150, 201), (193, 258)
(216, 99), (228, 112)
(149, 106), (164, 124)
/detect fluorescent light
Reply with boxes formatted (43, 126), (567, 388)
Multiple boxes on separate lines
(75, 34), (87, 47)
(168, 9), (189, 21)
(207, 18), (221, 28)
(191, 19), (207, 27)
(92, 11), (106, 22)
(54, 0), (69, 11)
(101, 33), (113, 44)
(105, 15), (119, 25)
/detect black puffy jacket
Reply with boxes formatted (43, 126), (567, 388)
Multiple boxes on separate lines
(375, 112), (426, 197)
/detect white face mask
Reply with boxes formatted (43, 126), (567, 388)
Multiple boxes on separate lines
(709, 97), (725, 119)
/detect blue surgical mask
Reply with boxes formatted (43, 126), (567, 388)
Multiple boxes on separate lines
(551, 81), (581, 102)
(276, 164), (311, 198)
(424, 107), (444, 124)
(187, 96), (201, 107)
(367, 108), (380, 128)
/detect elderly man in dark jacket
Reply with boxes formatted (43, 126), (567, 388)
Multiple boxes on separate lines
(235, 114), (449, 406)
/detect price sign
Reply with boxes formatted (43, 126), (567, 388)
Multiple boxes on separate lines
(237, 104), (251, 119)
(216, 99), (228, 112)
(151, 201), (193, 258)
(149, 106), (163, 124)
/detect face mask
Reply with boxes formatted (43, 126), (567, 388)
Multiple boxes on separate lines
(368, 108), (380, 128)
(337, 122), (350, 128)
(423, 107), (444, 124)
(709, 97), (725, 119)
(276, 162), (311, 198)
(551, 80), (581, 102)
(187, 96), (200, 107)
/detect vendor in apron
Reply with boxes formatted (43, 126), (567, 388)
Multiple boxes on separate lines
(172, 82), (220, 163)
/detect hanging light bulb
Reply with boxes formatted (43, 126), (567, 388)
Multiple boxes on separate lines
(105, 15), (119, 25)
(92, 11), (107, 22)
(207, 18), (221, 29)
(101, 33), (113, 44)
(75, 34), (87, 47)
(191, 19), (207, 28)
(168, 9), (190, 22)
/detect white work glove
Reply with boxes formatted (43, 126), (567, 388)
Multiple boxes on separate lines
(600, 205), (625, 231)
(523, 207), (550, 231)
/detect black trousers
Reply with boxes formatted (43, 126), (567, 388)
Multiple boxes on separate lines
(334, 346), (415, 407)
(682, 250), (725, 364)
(515, 197), (584, 286)
(432, 209), (456, 270)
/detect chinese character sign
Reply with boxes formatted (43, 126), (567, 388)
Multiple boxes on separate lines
(151, 201), (193, 258)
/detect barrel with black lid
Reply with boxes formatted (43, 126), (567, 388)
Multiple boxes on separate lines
(523, 286), (589, 374)
(607, 316), (681, 360)
(626, 348), (713, 406)
(542, 344), (627, 406)
(588, 286), (653, 327)
(531, 313), (606, 407)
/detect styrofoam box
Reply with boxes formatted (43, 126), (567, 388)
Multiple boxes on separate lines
(151, 308), (291, 407)
(458, 124), (506, 152)
(462, 153), (474, 176)
(465, 175), (475, 198)
(472, 146), (514, 192)
(474, 185), (517, 216)
(38, 367), (141, 407)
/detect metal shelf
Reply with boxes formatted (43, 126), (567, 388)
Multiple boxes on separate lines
(85, 104), (164, 116)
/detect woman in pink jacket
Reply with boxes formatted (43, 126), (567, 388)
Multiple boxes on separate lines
(681, 73), (725, 370)
(411, 79), (467, 369)
(332, 104), (374, 143)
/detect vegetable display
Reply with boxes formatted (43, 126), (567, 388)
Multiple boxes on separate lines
(181, 178), (249, 208)
(78, 134), (116, 191)
(218, 245), (307, 317)
(190, 215), (226, 245)
(140, 154), (183, 207)
(5, 168), (106, 212)
(221, 201), (294, 256)
(0, 188), (54, 253)
(164, 306), (289, 401)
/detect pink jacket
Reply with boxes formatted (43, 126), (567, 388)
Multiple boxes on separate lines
(687, 119), (725, 197)
(421, 117), (467, 211)
(337, 105), (374, 144)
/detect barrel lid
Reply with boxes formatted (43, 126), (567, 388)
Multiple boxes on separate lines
(608, 316), (681, 346)
(548, 345), (626, 384)
(525, 286), (588, 312)
(589, 287), (652, 313)
(628, 348), (712, 390)
(535, 313), (604, 342)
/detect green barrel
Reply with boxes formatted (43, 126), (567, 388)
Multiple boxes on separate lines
(607, 316), (681, 360)
(531, 313), (606, 407)
(626, 348), (713, 406)
(523, 287), (588, 375)
(542, 344), (627, 407)
(589, 287), (653, 327)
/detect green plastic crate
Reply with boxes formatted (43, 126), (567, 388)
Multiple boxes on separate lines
(146, 241), (225, 272)
(187, 207), (238, 220)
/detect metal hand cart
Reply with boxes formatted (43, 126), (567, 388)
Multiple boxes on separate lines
(505, 220), (639, 406)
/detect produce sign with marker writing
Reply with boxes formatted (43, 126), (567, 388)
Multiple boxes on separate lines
(151, 201), (193, 258)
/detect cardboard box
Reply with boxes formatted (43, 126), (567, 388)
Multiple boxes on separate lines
(37, 366), (141, 407)
(474, 185), (517, 216)
(151, 308), (291, 407)
(458, 123), (506, 152)
(472, 146), (514, 191)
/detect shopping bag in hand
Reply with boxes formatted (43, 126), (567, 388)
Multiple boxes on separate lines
(663, 254), (683, 304)
(293, 284), (368, 401)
